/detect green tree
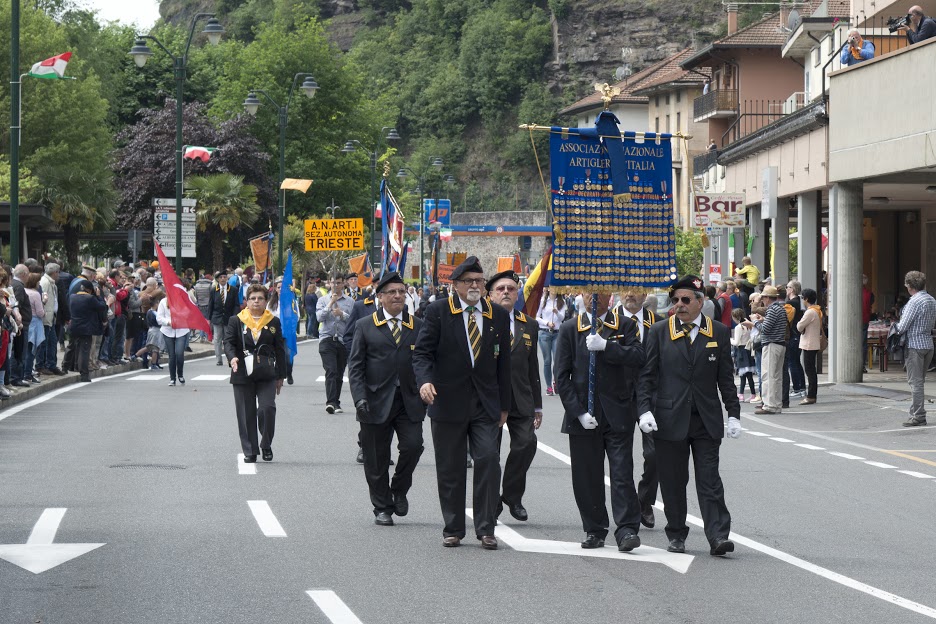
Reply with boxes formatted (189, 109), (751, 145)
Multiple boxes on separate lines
(186, 173), (262, 271)
(675, 228), (704, 278)
(35, 166), (116, 268)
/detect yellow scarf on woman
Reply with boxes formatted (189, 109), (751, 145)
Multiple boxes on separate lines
(237, 308), (275, 341)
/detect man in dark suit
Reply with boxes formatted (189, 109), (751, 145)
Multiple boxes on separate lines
(637, 275), (741, 557)
(487, 270), (542, 522)
(207, 271), (238, 366)
(617, 291), (660, 529)
(345, 272), (362, 301)
(348, 272), (425, 527)
(345, 291), (379, 464)
(555, 292), (645, 552)
(413, 256), (511, 550)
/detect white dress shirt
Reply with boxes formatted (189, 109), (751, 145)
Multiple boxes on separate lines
(620, 307), (646, 343)
(459, 297), (484, 366)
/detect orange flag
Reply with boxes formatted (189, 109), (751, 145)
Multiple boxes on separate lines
(348, 253), (374, 288)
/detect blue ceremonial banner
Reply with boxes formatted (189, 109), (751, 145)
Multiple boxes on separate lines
(548, 111), (677, 290)
(423, 199), (451, 226)
(280, 251), (298, 364)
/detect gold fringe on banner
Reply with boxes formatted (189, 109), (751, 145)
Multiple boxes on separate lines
(518, 124), (693, 141)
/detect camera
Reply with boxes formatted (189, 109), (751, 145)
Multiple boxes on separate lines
(887, 14), (911, 32)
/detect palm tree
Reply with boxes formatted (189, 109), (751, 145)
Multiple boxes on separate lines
(35, 166), (116, 269)
(186, 173), (262, 271)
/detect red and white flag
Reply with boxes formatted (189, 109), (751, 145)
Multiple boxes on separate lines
(28, 52), (71, 79)
(154, 241), (213, 340)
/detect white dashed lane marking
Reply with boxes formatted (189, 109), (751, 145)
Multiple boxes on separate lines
(827, 451), (865, 460)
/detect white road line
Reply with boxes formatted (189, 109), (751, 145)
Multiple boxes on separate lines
(247, 501), (286, 537)
(769, 437), (795, 443)
(897, 470), (935, 479)
(746, 431), (772, 437)
(315, 376), (348, 382)
(190, 374), (229, 381)
(307, 590), (363, 624)
(237, 454), (256, 475)
(795, 444), (826, 450)
(129, 375), (169, 381)
(827, 451), (865, 460)
(535, 440), (936, 620)
(864, 461), (897, 469)
(26, 508), (67, 544)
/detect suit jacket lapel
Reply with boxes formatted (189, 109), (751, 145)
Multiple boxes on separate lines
(667, 316), (692, 361)
(373, 308), (399, 349)
(511, 312), (524, 351)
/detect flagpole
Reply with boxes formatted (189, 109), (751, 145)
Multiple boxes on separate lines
(9, 0), (20, 262)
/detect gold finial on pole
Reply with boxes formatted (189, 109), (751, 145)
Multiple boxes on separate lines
(383, 160), (391, 179)
(594, 83), (621, 110)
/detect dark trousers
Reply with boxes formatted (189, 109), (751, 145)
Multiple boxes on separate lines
(74, 335), (93, 380)
(62, 333), (75, 372)
(786, 334), (805, 392)
(497, 411), (537, 505)
(38, 325), (57, 369)
(164, 335), (186, 381)
(637, 429), (659, 509)
(11, 333), (25, 382)
(111, 316), (126, 359)
(318, 338), (347, 407)
(568, 416), (641, 543)
(803, 349), (818, 399)
(359, 391), (424, 515)
(430, 395), (501, 539)
(655, 411), (731, 545)
(233, 380), (277, 456)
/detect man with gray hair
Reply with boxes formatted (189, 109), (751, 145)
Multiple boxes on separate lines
(840, 28), (874, 66)
(37, 263), (64, 375)
(896, 271), (936, 426)
(897, 5), (936, 44)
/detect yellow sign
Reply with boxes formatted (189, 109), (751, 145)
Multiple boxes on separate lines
(304, 218), (365, 251)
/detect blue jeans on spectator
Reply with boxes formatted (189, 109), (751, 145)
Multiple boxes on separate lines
(755, 348), (763, 396)
(38, 325), (57, 369)
(110, 316), (126, 360)
(164, 335), (187, 382)
(538, 330), (559, 387)
(99, 318), (115, 361)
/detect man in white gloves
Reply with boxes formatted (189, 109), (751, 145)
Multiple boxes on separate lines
(637, 275), (741, 557)
(554, 291), (646, 552)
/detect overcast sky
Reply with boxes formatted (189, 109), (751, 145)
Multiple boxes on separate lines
(83, 0), (161, 30)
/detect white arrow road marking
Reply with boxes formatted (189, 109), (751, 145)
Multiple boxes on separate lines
(477, 513), (694, 574)
(190, 375), (230, 381)
(315, 376), (348, 382)
(237, 454), (257, 475)
(536, 440), (936, 620)
(247, 501), (286, 537)
(307, 590), (363, 624)
(0, 508), (105, 574)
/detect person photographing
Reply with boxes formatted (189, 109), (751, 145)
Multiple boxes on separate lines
(840, 29), (874, 66)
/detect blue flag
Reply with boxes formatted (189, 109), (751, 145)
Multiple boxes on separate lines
(280, 251), (298, 363)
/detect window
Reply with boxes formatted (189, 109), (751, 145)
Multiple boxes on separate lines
(655, 95), (660, 107)
(827, 32), (834, 54)
(665, 93), (671, 105)
(676, 112), (681, 131)
(813, 48), (820, 67)
(677, 90), (681, 103)
(665, 115), (671, 133)
(655, 117), (659, 132)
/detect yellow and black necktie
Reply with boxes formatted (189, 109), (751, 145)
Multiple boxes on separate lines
(390, 318), (401, 345)
(682, 322), (695, 343)
(466, 306), (481, 362)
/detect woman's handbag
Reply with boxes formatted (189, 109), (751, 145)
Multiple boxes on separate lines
(240, 320), (278, 381)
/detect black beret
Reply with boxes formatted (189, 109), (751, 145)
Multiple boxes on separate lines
(485, 270), (519, 293)
(450, 256), (483, 282)
(669, 274), (705, 298)
(214, 271), (227, 280)
(374, 271), (404, 294)
(345, 272), (358, 280)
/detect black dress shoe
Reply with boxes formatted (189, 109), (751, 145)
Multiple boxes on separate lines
(178, 376), (185, 385)
(502, 498), (528, 521)
(667, 538), (686, 553)
(710, 537), (735, 556)
(443, 536), (461, 547)
(640, 504), (655, 529)
(287, 374), (294, 385)
(375, 511), (394, 526)
(617, 531), (640, 552)
(11, 380), (28, 387)
(243, 455), (257, 463)
(356, 448), (364, 463)
(261, 448), (273, 462)
(393, 493), (409, 517)
(479, 535), (498, 550)
(581, 533), (605, 549)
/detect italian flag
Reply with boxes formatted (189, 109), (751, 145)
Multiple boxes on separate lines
(28, 52), (72, 79)
(183, 146), (217, 162)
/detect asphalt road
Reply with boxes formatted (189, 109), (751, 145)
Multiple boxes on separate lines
(2, 340), (936, 623)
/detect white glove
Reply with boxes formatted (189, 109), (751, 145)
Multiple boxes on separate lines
(578, 413), (599, 430)
(585, 333), (608, 351)
(638, 412), (658, 434)
(727, 417), (742, 439)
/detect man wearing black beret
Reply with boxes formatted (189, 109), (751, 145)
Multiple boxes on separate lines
(487, 270), (542, 522)
(348, 272), (425, 527)
(413, 256), (512, 550)
(345, 272), (361, 301)
(637, 275), (740, 556)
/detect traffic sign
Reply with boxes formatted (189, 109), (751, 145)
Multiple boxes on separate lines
(152, 198), (197, 208)
(304, 218), (365, 251)
(153, 207), (197, 257)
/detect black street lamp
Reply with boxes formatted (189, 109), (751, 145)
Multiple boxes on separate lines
(396, 157), (444, 287)
(242, 73), (319, 272)
(129, 14), (225, 266)
(341, 127), (400, 268)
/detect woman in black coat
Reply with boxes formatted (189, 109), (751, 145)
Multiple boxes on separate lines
(224, 284), (288, 463)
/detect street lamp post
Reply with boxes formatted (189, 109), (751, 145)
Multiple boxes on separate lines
(129, 14), (225, 267)
(243, 74), (319, 272)
(341, 127), (400, 268)
(396, 157), (443, 288)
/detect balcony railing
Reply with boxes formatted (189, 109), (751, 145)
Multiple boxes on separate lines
(692, 150), (719, 176)
(721, 99), (787, 146)
(693, 89), (738, 121)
